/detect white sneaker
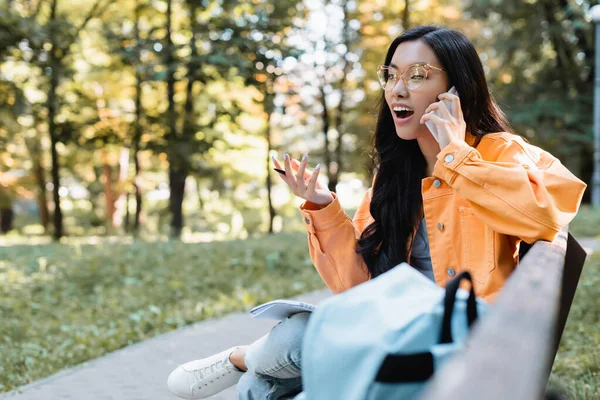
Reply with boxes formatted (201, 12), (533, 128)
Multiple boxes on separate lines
(167, 346), (246, 399)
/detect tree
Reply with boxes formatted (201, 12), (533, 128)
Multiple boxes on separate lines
(464, 0), (594, 199)
(19, 0), (114, 238)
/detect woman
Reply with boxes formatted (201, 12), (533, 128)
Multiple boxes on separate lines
(167, 25), (586, 400)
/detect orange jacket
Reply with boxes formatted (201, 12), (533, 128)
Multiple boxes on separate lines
(299, 132), (587, 302)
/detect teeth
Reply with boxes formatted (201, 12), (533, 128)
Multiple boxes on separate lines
(393, 106), (413, 112)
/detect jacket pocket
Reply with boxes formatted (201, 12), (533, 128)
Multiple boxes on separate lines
(458, 207), (495, 284)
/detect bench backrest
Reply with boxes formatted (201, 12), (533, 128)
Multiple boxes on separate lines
(417, 227), (587, 399)
(519, 231), (587, 379)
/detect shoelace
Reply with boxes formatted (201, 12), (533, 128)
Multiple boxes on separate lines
(193, 356), (229, 381)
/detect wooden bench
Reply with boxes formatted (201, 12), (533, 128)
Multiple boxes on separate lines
(418, 226), (587, 399)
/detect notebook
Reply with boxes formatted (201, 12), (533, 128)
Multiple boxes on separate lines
(250, 299), (317, 320)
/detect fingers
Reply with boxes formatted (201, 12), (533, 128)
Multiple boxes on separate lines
(420, 111), (443, 125)
(282, 152), (298, 191)
(289, 158), (302, 171)
(272, 153), (295, 189)
(452, 94), (463, 120)
(425, 101), (451, 120)
(271, 155), (283, 171)
(273, 152), (321, 194)
(438, 93), (461, 120)
(296, 154), (309, 191)
(306, 163), (321, 194)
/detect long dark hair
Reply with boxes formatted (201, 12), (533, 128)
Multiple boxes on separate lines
(356, 25), (514, 278)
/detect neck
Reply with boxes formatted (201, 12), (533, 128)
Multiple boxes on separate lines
(416, 134), (441, 176)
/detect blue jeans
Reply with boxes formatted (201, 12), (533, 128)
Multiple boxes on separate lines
(236, 312), (310, 400)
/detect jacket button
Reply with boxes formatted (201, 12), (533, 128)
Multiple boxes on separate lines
(433, 179), (441, 188)
(446, 268), (455, 277)
(437, 223), (444, 231)
(444, 154), (454, 163)
(304, 217), (310, 225)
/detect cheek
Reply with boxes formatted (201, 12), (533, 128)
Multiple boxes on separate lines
(384, 95), (393, 111)
(416, 98), (437, 117)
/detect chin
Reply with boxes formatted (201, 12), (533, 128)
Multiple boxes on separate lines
(394, 124), (425, 141)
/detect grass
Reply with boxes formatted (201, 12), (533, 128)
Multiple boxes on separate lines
(0, 207), (599, 396)
(549, 252), (600, 399)
(0, 232), (326, 392)
(568, 205), (600, 238)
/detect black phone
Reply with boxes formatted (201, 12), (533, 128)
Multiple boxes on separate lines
(274, 168), (286, 175)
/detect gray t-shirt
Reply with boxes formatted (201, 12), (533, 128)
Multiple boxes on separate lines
(410, 217), (435, 282)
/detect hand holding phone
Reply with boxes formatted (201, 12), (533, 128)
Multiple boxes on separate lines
(425, 86), (457, 141)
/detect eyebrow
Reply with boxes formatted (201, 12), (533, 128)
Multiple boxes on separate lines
(389, 62), (425, 69)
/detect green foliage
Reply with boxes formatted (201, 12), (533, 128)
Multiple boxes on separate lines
(464, 0), (594, 192)
(549, 252), (600, 399)
(569, 205), (600, 238)
(0, 232), (324, 392)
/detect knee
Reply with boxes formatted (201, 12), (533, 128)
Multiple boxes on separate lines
(279, 312), (311, 335)
(247, 312), (310, 376)
(270, 312), (310, 360)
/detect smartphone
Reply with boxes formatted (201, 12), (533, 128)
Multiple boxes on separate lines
(425, 86), (457, 141)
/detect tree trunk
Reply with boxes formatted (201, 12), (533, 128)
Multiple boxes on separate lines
(33, 156), (49, 231)
(0, 207), (14, 234)
(165, 0), (185, 238)
(539, 1), (572, 90)
(402, 0), (410, 29)
(265, 86), (276, 234)
(168, 168), (186, 237)
(133, 149), (142, 232)
(330, 90), (344, 191)
(133, 0), (143, 233)
(48, 0), (63, 239)
(124, 191), (131, 232)
(23, 134), (49, 231)
(183, 2), (198, 139)
(330, 0), (351, 192)
(102, 151), (116, 225)
(319, 84), (334, 192)
(165, 0), (176, 140)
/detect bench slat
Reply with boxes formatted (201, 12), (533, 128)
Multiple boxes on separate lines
(418, 229), (569, 400)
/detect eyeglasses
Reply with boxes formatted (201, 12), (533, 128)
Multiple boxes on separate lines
(376, 62), (445, 91)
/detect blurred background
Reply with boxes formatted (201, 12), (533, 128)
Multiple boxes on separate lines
(0, 0), (595, 241)
(1, 0), (599, 397)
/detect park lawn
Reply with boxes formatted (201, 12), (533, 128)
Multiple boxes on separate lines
(0, 232), (326, 392)
(0, 229), (599, 397)
(549, 251), (600, 399)
(569, 204), (600, 239)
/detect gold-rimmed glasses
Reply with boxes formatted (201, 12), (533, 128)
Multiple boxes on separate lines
(376, 62), (445, 91)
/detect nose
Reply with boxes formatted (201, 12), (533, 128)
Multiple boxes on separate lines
(390, 77), (408, 98)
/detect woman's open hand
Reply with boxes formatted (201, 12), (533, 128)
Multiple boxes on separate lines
(272, 153), (334, 206)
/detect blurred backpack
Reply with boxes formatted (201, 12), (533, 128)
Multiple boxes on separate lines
(295, 263), (488, 400)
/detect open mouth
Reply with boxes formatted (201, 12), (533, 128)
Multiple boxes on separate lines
(394, 110), (414, 119)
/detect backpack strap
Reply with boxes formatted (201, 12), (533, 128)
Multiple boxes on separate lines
(440, 271), (478, 344)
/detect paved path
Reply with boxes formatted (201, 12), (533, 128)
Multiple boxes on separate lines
(0, 289), (333, 400)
